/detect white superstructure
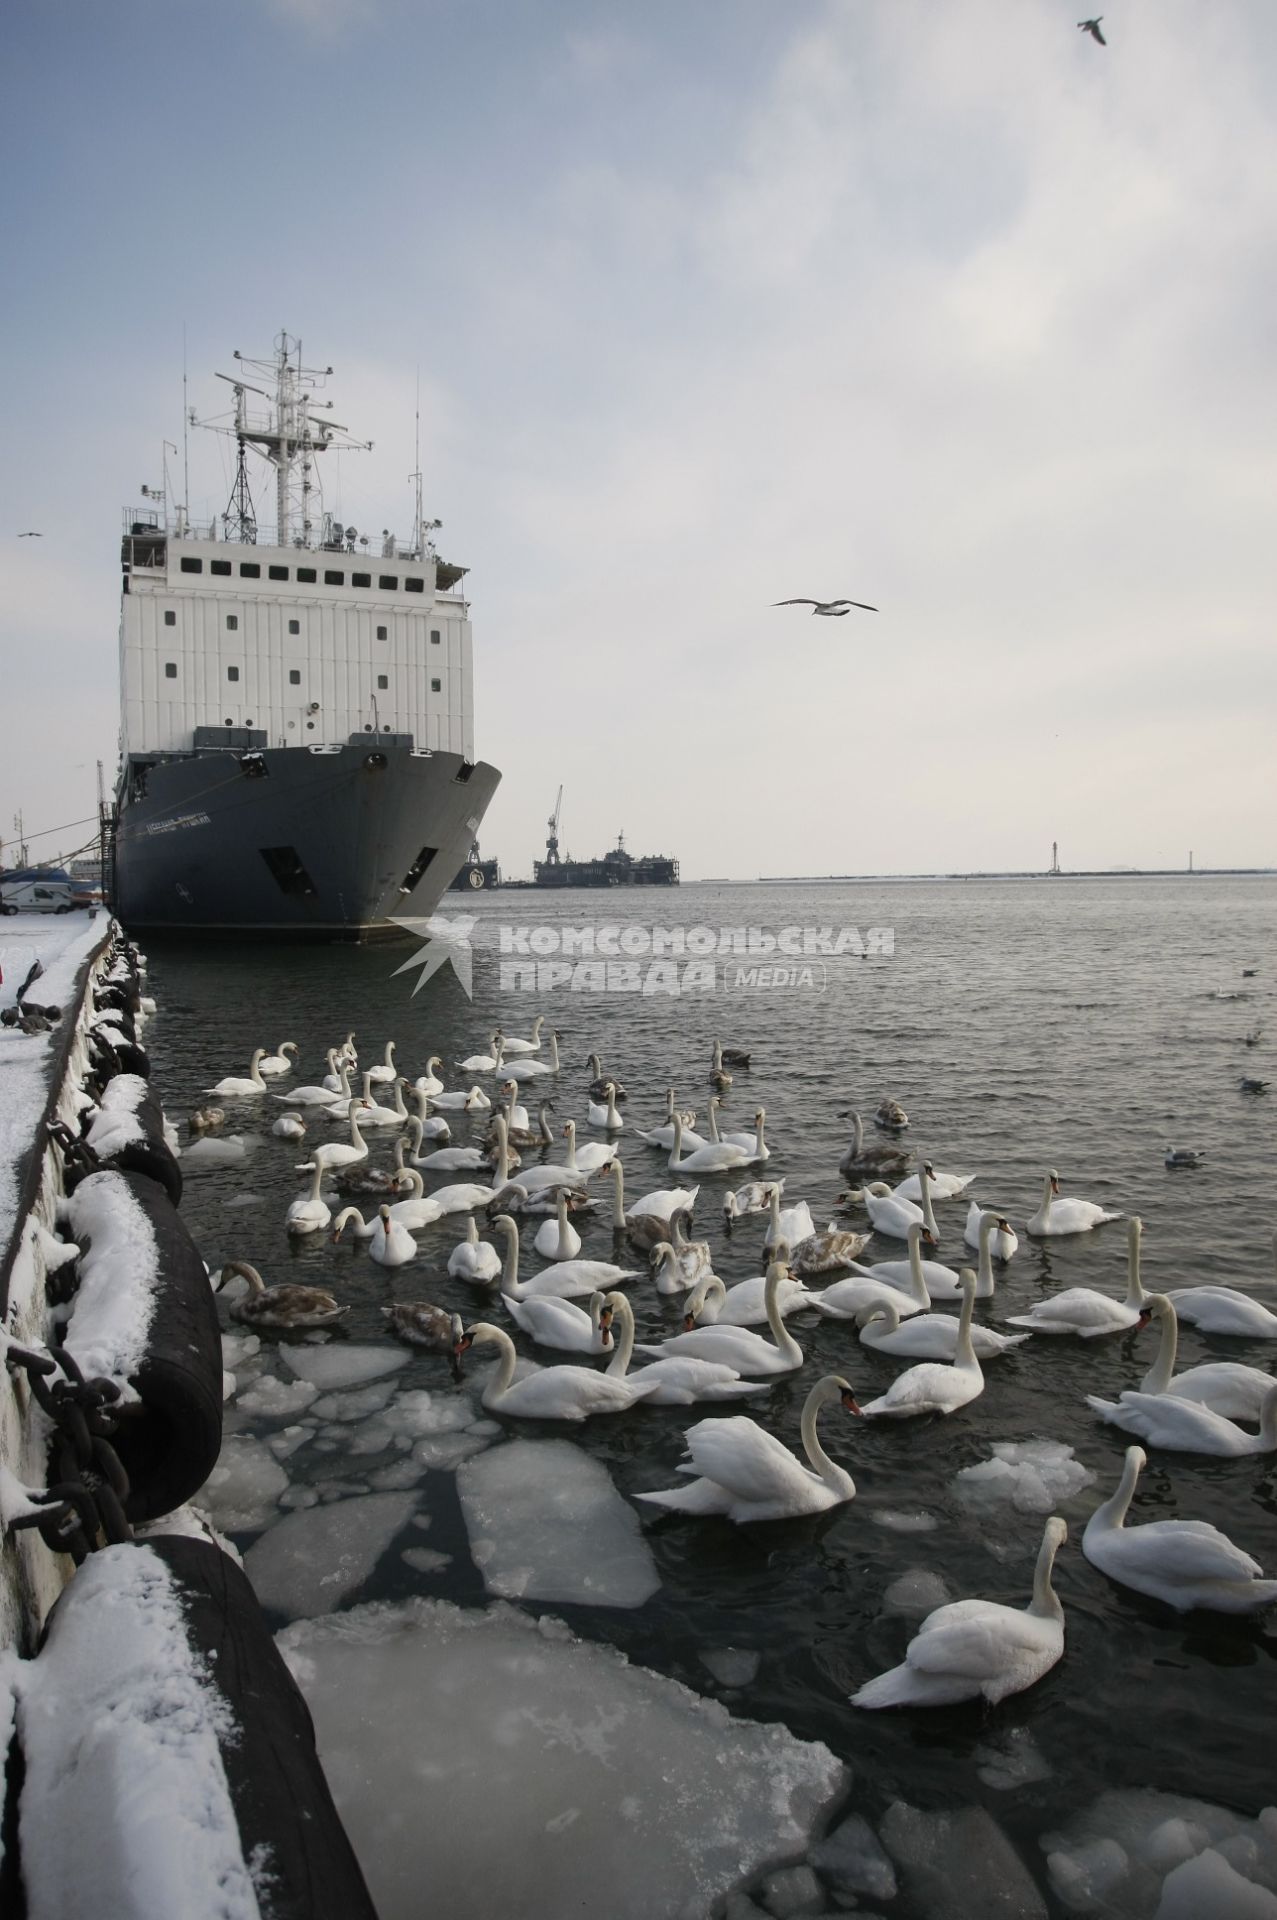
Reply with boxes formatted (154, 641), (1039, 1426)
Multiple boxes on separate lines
(118, 333), (474, 761)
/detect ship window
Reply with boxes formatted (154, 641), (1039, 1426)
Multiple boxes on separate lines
(297, 566), (317, 583)
(288, 619), (300, 635)
(164, 610), (176, 626)
(453, 762), (475, 784)
(431, 678), (442, 692)
(324, 569), (344, 586)
(164, 662), (177, 679)
(269, 564), (289, 580)
(180, 557), (203, 574)
(352, 571), (371, 588)
(259, 845), (317, 897)
(398, 845), (438, 894)
(240, 562), (261, 579)
(378, 575), (398, 590)
(227, 665), (240, 681)
(377, 674), (389, 690)
(430, 629), (441, 643)
(226, 616), (239, 632)
(405, 576), (424, 593)
(211, 559), (232, 577)
(289, 669), (301, 685)
(376, 625), (388, 640)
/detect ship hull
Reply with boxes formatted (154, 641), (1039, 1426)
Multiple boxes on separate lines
(112, 740), (499, 938)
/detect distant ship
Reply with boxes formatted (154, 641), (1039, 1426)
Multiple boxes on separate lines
(109, 333), (500, 938)
(530, 789), (678, 887)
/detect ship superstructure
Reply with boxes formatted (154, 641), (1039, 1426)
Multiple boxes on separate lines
(111, 334), (499, 935)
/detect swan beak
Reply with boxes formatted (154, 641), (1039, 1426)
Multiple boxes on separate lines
(1050, 1177), (1061, 1194)
(922, 1229), (938, 1249)
(1134, 1309), (1153, 1330)
(840, 1390), (864, 1415)
(682, 1313), (697, 1332)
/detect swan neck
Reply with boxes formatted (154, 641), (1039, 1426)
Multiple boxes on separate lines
(1142, 1300), (1177, 1394)
(907, 1227), (929, 1306)
(976, 1214), (995, 1297)
(801, 1381), (851, 1492)
(486, 1325), (517, 1395)
(611, 1160), (625, 1226)
(920, 1174), (938, 1238)
(955, 1281), (979, 1368)
(1124, 1222), (1146, 1307)
(606, 1296), (636, 1377)
(498, 1221), (523, 1299)
(1094, 1450), (1142, 1535)
(853, 1113), (864, 1156)
(1029, 1526), (1064, 1620)
(1260, 1387), (1277, 1445)
(765, 1265), (802, 1362)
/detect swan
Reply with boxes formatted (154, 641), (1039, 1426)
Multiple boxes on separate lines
(1082, 1446), (1277, 1613)
(338, 1072), (404, 1129)
(500, 1013), (545, 1057)
(586, 1053), (626, 1101)
(611, 1292), (768, 1406)
(426, 1179), (501, 1215)
(893, 1158), (976, 1201)
(706, 1101), (769, 1161)
(1006, 1216), (1149, 1337)
(636, 1091), (704, 1150)
(181, 1135), (251, 1166)
(285, 1163), (332, 1235)
(504, 1286), (614, 1354)
(492, 1083), (546, 1147)
(586, 1082), (625, 1131)
(217, 1260), (347, 1331)
(492, 1213), (640, 1301)
(296, 1100), (371, 1174)
(458, 1031), (503, 1074)
(636, 1372), (861, 1521)
(332, 1202), (417, 1267)
(655, 1212), (714, 1291)
(610, 1160), (697, 1228)
(337, 1031), (358, 1066)
(321, 1049), (349, 1093)
(838, 1113), (910, 1183)
(845, 1220), (962, 1302)
(447, 1216), (502, 1284)
(860, 1272), (984, 1418)
(667, 1112), (752, 1175)
(533, 1188), (583, 1261)
(413, 1140), (487, 1172)
(695, 1260), (819, 1328)
(271, 1110), (307, 1142)
(1131, 1294), (1276, 1421)
(276, 1066), (349, 1108)
(723, 1178), (784, 1224)
(429, 1082), (492, 1112)
(365, 1040), (399, 1085)
(651, 1243), (704, 1296)
(851, 1517), (1067, 1707)
(206, 1048), (268, 1096)
(412, 1055), (444, 1096)
(1027, 1170), (1121, 1237)
(850, 1158), (940, 1242)
(791, 1224), (872, 1277)
(764, 1185), (817, 1255)
(563, 1118), (619, 1177)
(505, 1030), (560, 1082)
(258, 1040), (300, 1076)
(1167, 1237), (1277, 1337)
(965, 1203), (1018, 1261)
(402, 1111), (454, 1155)
(972, 1210), (1017, 1299)
(456, 1320), (658, 1420)
(188, 1108), (226, 1136)
(1086, 1380), (1277, 1456)
(875, 1097), (908, 1131)
(383, 1302), (464, 1368)
(635, 1261), (805, 1375)
(858, 1293), (1030, 1360)
(383, 1169), (446, 1229)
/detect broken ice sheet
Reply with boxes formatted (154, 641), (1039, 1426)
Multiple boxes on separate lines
(699, 1647), (761, 1688)
(199, 1435), (289, 1532)
(277, 1597), (847, 1920)
(243, 1492), (418, 1618)
(457, 1439), (659, 1608)
(1042, 1790), (1277, 1918)
(973, 1728), (1053, 1792)
(279, 1344), (409, 1390)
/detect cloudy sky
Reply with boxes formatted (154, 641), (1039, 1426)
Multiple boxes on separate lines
(3, 0), (1275, 879)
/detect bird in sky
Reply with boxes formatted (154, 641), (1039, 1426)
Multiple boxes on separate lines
(1078, 17), (1106, 44)
(773, 597), (878, 616)
(17, 530), (43, 538)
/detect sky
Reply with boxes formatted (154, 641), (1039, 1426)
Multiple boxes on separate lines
(2, 0), (1275, 879)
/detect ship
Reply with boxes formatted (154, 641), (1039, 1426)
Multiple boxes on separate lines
(108, 333), (500, 938)
(528, 790), (678, 888)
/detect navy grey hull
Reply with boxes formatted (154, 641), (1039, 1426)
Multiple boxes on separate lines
(112, 741), (499, 938)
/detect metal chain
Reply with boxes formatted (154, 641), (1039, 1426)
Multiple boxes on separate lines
(3, 1341), (134, 1563)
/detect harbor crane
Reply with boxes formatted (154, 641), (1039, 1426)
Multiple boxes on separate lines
(545, 786), (563, 866)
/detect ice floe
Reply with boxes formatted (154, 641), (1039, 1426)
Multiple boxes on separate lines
(808, 1811), (897, 1902)
(869, 1508), (940, 1533)
(880, 1800), (1047, 1918)
(458, 1439), (659, 1607)
(277, 1597), (847, 1920)
(973, 1728), (1054, 1791)
(199, 1434), (289, 1531)
(1042, 1789), (1277, 1917)
(235, 1373), (319, 1421)
(956, 1441), (1096, 1523)
(243, 1491), (418, 1617)
(700, 1646), (761, 1688)
(279, 1343), (409, 1389)
(881, 1568), (951, 1616)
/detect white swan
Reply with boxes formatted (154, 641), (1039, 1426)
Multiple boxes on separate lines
(619, 1291), (771, 1405)
(321, 1048), (348, 1093)
(285, 1163), (332, 1235)
(851, 1517), (1067, 1707)
(258, 1040), (299, 1076)
(1167, 1239), (1277, 1337)
(500, 1013), (545, 1057)
(1006, 1217), (1149, 1337)
(181, 1134), (251, 1166)
(563, 1117), (618, 1177)
(413, 1140), (487, 1172)
(271, 1110), (307, 1142)
(402, 1111), (453, 1154)
(206, 1048), (268, 1096)
(860, 1272), (984, 1419)
(965, 1202), (1018, 1262)
(610, 1160), (697, 1227)
(636, 1373), (861, 1522)
(1086, 1379), (1277, 1456)
(857, 1157), (941, 1241)
(491, 1214), (640, 1300)
(277, 1064), (349, 1108)
(217, 1261), (347, 1331)
(857, 1293), (1030, 1360)
(635, 1091), (705, 1151)
(972, 1209), (1015, 1299)
(707, 1102), (769, 1161)
(667, 1112), (752, 1175)
(332, 1202), (417, 1265)
(1132, 1294), (1276, 1421)
(893, 1157), (976, 1201)
(504, 1285), (613, 1355)
(458, 1031), (503, 1074)
(296, 1100), (371, 1174)
(338, 1072), (403, 1129)
(412, 1055), (445, 1096)
(383, 1169), (445, 1229)
(818, 1221), (961, 1312)
(447, 1216), (502, 1284)
(586, 1053), (626, 1101)
(586, 1082), (625, 1131)
(1027, 1169), (1121, 1237)
(457, 1319), (658, 1420)
(533, 1187), (583, 1261)
(697, 1261), (819, 1328)
(764, 1184), (817, 1255)
(365, 1040), (399, 1085)
(429, 1082), (492, 1112)
(1082, 1446), (1277, 1613)
(504, 1030), (560, 1082)
(635, 1261), (805, 1375)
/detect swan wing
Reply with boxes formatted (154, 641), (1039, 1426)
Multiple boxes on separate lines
(682, 1416), (819, 1504)
(1093, 1518), (1264, 1583)
(635, 1477), (735, 1514)
(1086, 1391), (1249, 1450)
(907, 1601), (1054, 1682)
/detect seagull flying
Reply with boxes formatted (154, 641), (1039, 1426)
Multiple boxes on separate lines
(17, 531), (42, 538)
(773, 597), (878, 616)
(1077, 16), (1106, 44)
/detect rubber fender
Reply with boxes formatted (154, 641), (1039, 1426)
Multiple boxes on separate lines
(23, 1537), (377, 1920)
(86, 1079), (183, 1208)
(70, 1171), (223, 1523)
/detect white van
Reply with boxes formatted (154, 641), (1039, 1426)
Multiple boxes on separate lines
(0, 876), (77, 915)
